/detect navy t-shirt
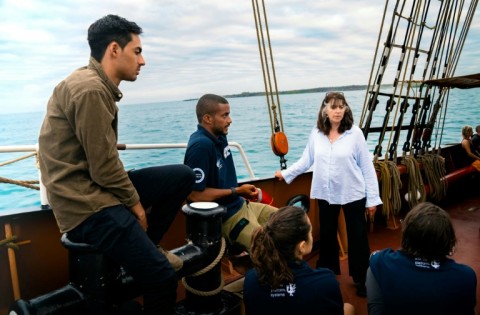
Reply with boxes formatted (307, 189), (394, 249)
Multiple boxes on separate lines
(244, 260), (344, 315)
(184, 125), (244, 219)
(471, 133), (480, 156)
(369, 248), (477, 315)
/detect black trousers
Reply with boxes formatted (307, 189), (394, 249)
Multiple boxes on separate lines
(68, 164), (194, 314)
(316, 198), (371, 284)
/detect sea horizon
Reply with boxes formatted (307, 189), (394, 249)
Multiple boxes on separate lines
(0, 83), (372, 116)
(1, 88), (479, 213)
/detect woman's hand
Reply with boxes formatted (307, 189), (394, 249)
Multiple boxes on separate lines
(366, 206), (376, 220)
(274, 170), (284, 181)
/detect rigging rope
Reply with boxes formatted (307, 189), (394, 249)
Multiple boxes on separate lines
(251, 0), (288, 169)
(359, 0), (477, 218)
(1, 152), (40, 190)
(0, 177), (39, 190)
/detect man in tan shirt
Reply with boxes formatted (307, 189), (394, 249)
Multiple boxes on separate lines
(38, 15), (194, 314)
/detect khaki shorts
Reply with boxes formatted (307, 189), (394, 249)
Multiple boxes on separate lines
(222, 201), (277, 251)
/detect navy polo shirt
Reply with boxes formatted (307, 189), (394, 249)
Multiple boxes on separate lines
(184, 125), (244, 220)
(369, 248), (477, 315)
(244, 260), (344, 315)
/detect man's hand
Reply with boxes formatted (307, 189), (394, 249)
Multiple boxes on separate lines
(130, 202), (148, 231)
(237, 184), (259, 201)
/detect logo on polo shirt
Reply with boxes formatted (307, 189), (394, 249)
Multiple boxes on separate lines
(224, 146), (231, 158)
(414, 257), (441, 269)
(193, 168), (205, 184)
(269, 283), (296, 298)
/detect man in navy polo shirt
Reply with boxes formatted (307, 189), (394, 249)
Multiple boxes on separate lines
(184, 94), (277, 251)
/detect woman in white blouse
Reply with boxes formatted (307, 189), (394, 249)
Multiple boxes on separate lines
(275, 91), (382, 297)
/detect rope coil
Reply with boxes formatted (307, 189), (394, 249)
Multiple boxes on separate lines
(181, 237), (227, 296)
(418, 154), (447, 202)
(402, 156), (426, 208)
(374, 160), (402, 219)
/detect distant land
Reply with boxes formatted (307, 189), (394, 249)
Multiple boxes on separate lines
(183, 84), (369, 101)
(225, 84), (368, 98)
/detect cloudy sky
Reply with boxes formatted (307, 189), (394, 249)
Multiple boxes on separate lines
(1, 0), (479, 114)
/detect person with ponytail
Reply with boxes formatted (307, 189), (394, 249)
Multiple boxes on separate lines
(243, 206), (354, 315)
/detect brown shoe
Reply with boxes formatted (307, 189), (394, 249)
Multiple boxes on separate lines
(158, 247), (183, 272)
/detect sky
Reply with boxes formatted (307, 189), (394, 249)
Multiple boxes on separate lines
(1, 0), (480, 114)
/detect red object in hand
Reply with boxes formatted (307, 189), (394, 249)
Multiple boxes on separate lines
(255, 188), (274, 205)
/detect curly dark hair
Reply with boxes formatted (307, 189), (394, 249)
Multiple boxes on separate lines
(401, 202), (457, 261)
(316, 92), (354, 135)
(250, 206), (310, 288)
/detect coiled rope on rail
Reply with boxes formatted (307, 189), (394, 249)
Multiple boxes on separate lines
(374, 160), (402, 219)
(401, 156), (426, 208)
(417, 154), (447, 202)
(181, 237), (227, 296)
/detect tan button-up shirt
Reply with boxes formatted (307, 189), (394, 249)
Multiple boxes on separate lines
(38, 57), (139, 233)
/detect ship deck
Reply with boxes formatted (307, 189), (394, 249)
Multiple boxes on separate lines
(334, 182), (480, 315)
(220, 177), (480, 315)
(1, 170), (478, 314)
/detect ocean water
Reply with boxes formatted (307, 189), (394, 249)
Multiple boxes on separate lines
(1, 89), (479, 213)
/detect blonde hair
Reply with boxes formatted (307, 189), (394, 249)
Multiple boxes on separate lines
(462, 125), (473, 138)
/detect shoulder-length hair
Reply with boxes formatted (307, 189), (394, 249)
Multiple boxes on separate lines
(250, 206), (310, 288)
(401, 202), (456, 261)
(462, 125), (473, 138)
(316, 92), (353, 135)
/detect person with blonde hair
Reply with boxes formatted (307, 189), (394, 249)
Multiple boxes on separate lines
(367, 202), (477, 315)
(461, 125), (480, 171)
(244, 206), (355, 315)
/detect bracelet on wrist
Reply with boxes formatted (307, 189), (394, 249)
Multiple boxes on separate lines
(230, 187), (238, 198)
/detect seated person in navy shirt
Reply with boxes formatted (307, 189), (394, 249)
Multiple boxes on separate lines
(184, 94), (277, 252)
(244, 206), (355, 315)
(367, 202), (477, 315)
(471, 125), (480, 157)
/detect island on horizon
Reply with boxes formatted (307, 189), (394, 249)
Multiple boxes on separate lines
(183, 84), (369, 101)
